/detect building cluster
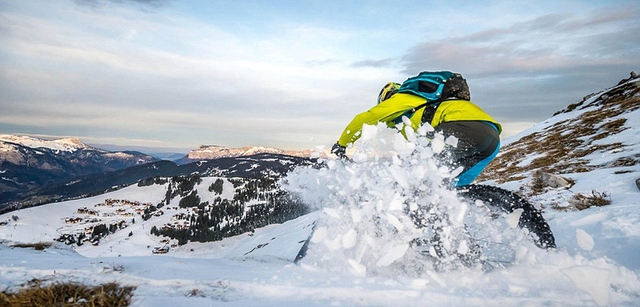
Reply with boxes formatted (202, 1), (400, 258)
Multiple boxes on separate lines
(64, 217), (83, 224)
(97, 198), (154, 208)
(76, 207), (99, 215)
(161, 220), (191, 231)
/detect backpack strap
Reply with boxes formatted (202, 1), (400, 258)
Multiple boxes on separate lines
(392, 101), (440, 126)
(420, 103), (439, 126)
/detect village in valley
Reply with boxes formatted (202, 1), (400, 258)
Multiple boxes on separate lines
(43, 175), (307, 256)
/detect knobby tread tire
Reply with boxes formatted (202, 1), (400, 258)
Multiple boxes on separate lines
(456, 184), (556, 249)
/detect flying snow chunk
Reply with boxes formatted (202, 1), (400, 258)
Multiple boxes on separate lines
(360, 124), (378, 142)
(311, 226), (328, 243)
(445, 136), (459, 147)
(417, 123), (434, 135)
(404, 125), (417, 143)
(348, 259), (367, 277)
(349, 177), (362, 189)
(506, 208), (524, 228)
(393, 133), (415, 156)
(575, 228), (595, 251)
(452, 202), (468, 227)
(451, 166), (464, 178)
(323, 208), (342, 219)
(350, 209), (362, 223)
(389, 166), (410, 190)
(561, 265), (611, 306)
(376, 243), (409, 267)
(342, 229), (357, 249)
(386, 213), (404, 231)
(431, 136), (445, 154)
(457, 240), (469, 255)
(401, 116), (412, 127)
(388, 193), (404, 211)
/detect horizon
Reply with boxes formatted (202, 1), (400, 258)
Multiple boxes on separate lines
(1, 0), (639, 151)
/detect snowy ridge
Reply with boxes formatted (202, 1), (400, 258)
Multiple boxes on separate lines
(473, 75), (640, 271)
(0, 134), (91, 153)
(480, 73), (640, 183)
(183, 145), (312, 161)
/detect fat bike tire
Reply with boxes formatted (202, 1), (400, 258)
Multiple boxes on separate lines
(456, 184), (556, 249)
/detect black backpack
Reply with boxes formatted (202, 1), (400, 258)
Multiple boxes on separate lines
(393, 71), (470, 125)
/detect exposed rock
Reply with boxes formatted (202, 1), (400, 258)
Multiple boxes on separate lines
(636, 178), (640, 192)
(618, 71), (638, 85)
(539, 172), (573, 189)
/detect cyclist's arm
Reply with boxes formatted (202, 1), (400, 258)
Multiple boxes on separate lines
(337, 93), (426, 147)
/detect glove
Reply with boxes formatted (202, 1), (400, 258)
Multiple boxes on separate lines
(331, 142), (347, 159)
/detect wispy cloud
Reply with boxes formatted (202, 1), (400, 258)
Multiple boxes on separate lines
(403, 7), (640, 77)
(350, 58), (395, 68)
(73, 0), (172, 10)
(401, 6), (640, 125)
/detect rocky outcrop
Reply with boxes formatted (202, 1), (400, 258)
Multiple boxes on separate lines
(176, 145), (312, 165)
(537, 172), (573, 189)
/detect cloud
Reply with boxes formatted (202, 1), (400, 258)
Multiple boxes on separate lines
(404, 7), (640, 76)
(74, 0), (171, 10)
(4, 1), (638, 150)
(400, 6), (640, 123)
(350, 58), (395, 68)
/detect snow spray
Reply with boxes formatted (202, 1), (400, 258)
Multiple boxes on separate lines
(283, 123), (522, 277)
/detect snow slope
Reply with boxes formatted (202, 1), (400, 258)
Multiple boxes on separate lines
(478, 74), (640, 271)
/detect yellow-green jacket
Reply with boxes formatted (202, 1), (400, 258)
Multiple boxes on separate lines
(337, 93), (502, 147)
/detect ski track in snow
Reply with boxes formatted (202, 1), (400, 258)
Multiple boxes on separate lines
(2, 117), (640, 305)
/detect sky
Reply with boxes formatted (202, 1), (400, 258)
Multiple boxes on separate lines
(0, 0), (639, 153)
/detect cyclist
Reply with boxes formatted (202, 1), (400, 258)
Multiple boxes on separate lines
(331, 71), (501, 186)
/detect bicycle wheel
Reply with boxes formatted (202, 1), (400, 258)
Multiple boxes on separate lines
(456, 184), (556, 249)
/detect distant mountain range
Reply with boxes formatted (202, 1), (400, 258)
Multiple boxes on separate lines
(0, 151), (315, 213)
(0, 134), (319, 212)
(175, 145), (313, 165)
(0, 135), (157, 205)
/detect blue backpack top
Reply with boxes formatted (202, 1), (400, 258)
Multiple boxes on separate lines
(396, 71), (457, 103)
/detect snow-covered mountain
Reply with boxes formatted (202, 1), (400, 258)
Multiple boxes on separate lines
(472, 72), (640, 272)
(0, 134), (157, 205)
(176, 145), (312, 164)
(0, 174), (306, 250)
(2, 153), (315, 214)
(478, 72), (640, 186)
(0, 135), (89, 153)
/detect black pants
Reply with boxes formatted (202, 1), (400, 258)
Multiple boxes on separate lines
(433, 121), (500, 185)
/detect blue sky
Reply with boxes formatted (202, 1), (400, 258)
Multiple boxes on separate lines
(1, 0), (638, 152)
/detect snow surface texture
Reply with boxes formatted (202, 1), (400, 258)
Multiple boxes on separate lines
(1, 123), (640, 305)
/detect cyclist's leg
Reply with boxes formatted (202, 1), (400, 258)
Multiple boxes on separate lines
(434, 121), (500, 186)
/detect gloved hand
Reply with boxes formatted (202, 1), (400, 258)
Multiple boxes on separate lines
(331, 142), (347, 159)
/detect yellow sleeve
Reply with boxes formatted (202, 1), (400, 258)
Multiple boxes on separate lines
(337, 93), (427, 146)
(430, 100), (503, 134)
